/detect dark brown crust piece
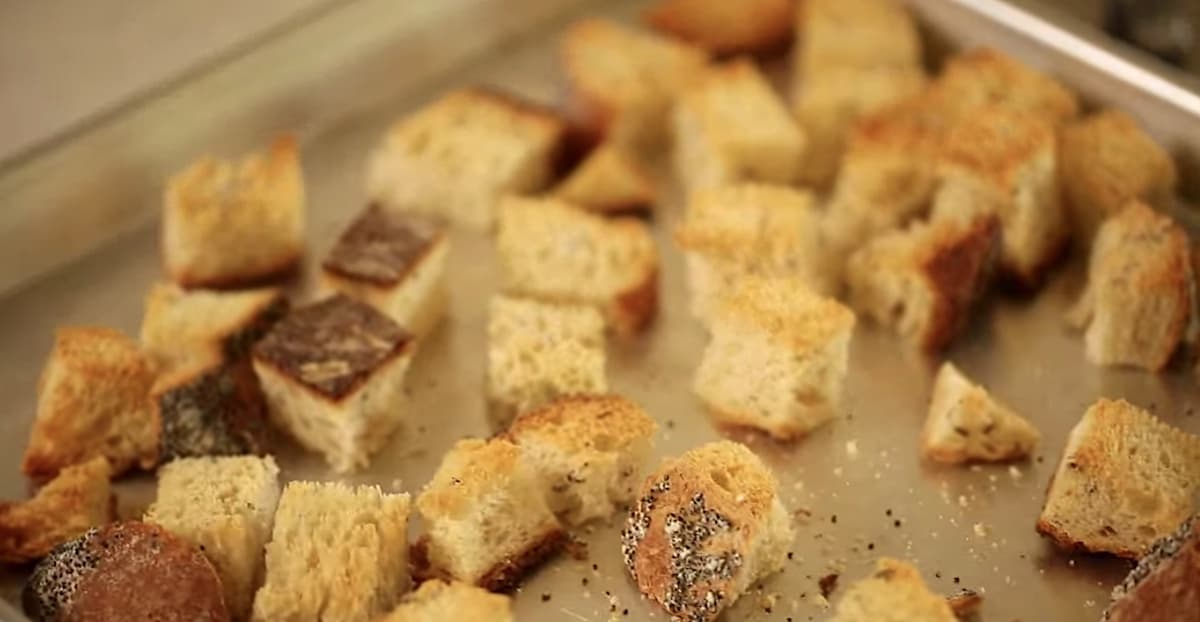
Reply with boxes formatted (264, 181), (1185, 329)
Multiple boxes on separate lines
(410, 528), (567, 593)
(252, 294), (413, 401)
(169, 248), (302, 291)
(1104, 514), (1200, 622)
(220, 292), (289, 363)
(921, 216), (1001, 352)
(322, 205), (445, 287)
(154, 359), (269, 462)
(612, 266), (659, 338)
(1034, 516), (1142, 560)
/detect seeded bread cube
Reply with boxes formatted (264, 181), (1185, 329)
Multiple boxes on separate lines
(1037, 398), (1200, 558)
(552, 143), (656, 214)
(829, 558), (957, 622)
(1059, 110), (1177, 245)
(694, 276), (855, 439)
(496, 196), (658, 335)
(921, 362), (1040, 464)
(367, 88), (566, 229)
(673, 59), (807, 193)
(415, 438), (566, 590)
(163, 136), (305, 288)
(644, 0), (793, 55)
(21, 327), (159, 481)
(622, 441), (793, 622)
(321, 205), (449, 336)
(252, 295), (415, 473)
(0, 457), (114, 564)
(506, 394), (657, 525)
(1105, 514), (1200, 622)
(676, 184), (830, 324)
(1075, 201), (1191, 371)
(251, 481), (411, 622)
(379, 580), (513, 622)
(845, 213), (1000, 352)
(145, 455), (281, 619)
(930, 48), (1078, 124)
(151, 357), (269, 463)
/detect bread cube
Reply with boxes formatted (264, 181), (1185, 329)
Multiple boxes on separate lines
(845, 213), (1000, 352)
(930, 48), (1078, 124)
(1059, 110), (1177, 244)
(1038, 398), (1200, 558)
(694, 276), (855, 439)
(252, 295), (415, 473)
(506, 394), (657, 525)
(152, 357), (268, 463)
(145, 455), (281, 618)
(141, 282), (287, 373)
(321, 205), (449, 335)
(252, 481), (411, 622)
(673, 60), (806, 193)
(795, 0), (922, 73)
(415, 438), (566, 590)
(562, 18), (709, 149)
(920, 362), (1040, 464)
(367, 88), (566, 229)
(644, 0), (793, 55)
(552, 143), (656, 214)
(676, 183), (830, 323)
(21, 327), (159, 481)
(0, 457), (113, 564)
(622, 441), (793, 622)
(1076, 201), (1190, 371)
(497, 196), (658, 335)
(935, 107), (1068, 286)
(1105, 514), (1200, 622)
(829, 558), (956, 622)
(379, 580), (513, 622)
(163, 136), (305, 288)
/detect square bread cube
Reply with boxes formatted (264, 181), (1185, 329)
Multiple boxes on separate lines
(561, 18), (709, 149)
(675, 183), (830, 324)
(934, 106), (1068, 287)
(497, 196), (658, 335)
(415, 438), (566, 591)
(252, 481), (411, 622)
(694, 276), (855, 439)
(673, 60), (807, 194)
(829, 558), (956, 622)
(321, 205), (449, 336)
(367, 88), (566, 229)
(845, 213), (1000, 353)
(1075, 201), (1191, 371)
(252, 295), (415, 473)
(145, 455), (281, 618)
(487, 296), (607, 429)
(0, 457), (114, 564)
(1059, 110), (1177, 244)
(21, 327), (159, 481)
(795, 0), (922, 73)
(622, 441), (793, 622)
(152, 357), (269, 463)
(930, 48), (1079, 124)
(379, 580), (513, 622)
(552, 143), (656, 214)
(163, 136), (305, 288)
(643, 0), (793, 56)
(920, 362), (1040, 464)
(1105, 514), (1200, 622)
(505, 394), (658, 525)
(1037, 399), (1200, 558)
(140, 282), (287, 373)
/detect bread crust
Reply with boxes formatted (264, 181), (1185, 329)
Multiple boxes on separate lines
(322, 205), (445, 287)
(410, 528), (567, 593)
(613, 266), (659, 337)
(169, 250), (301, 291)
(1104, 515), (1200, 622)
(920, 215), (1001, 352)
(153, 359), (269, 462)
(644, 0), (793, 56)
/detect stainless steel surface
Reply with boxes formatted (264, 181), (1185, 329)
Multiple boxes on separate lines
(4, 0), (1200, 621)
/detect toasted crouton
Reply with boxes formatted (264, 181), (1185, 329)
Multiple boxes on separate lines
(552, 143), (656, 213)
(321, 205), (449, 335)
(1037, 399), (1200, 558)
(921, 362), (1040, 464)
(252, 295), (415, 473)
(1059, 110), (1177, 244)
(561, 18), (709, 149)
(506, 394), (657, 525)
(1105, 514), (1200, 622)
(22, 327), (159, 481)
(0, 457), (113, 564)
(622, 441), (793, 622)
(930, 48), (1079, 124)
(152, 358), (269, 463)
(1074, 202), (1191, 371)
(415, 438), (566, 590)
(496, 196), (658, 336)
(675, 183), (830, 323)
(694, 276), (854, 439)
(367, 88), (566, 229)
(145, 456), (280, 618)
(796, 0), (922, 71)
(252, 481), (411, 622)
(829, 558), (957, 622)
(644, 0), (793, 55)
(163, 136), (305, 289)
(379, 580), (513, 622)
(845, 214), (1000, 352)
(673, 59), (807, 193)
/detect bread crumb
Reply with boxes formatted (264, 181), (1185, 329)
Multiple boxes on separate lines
(845, 440), (859, 459)
(1008, 465), (1023, 480)
(973, 523), (989, 537)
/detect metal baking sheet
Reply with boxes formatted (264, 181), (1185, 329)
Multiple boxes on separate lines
(3, 1), (1200, 620)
